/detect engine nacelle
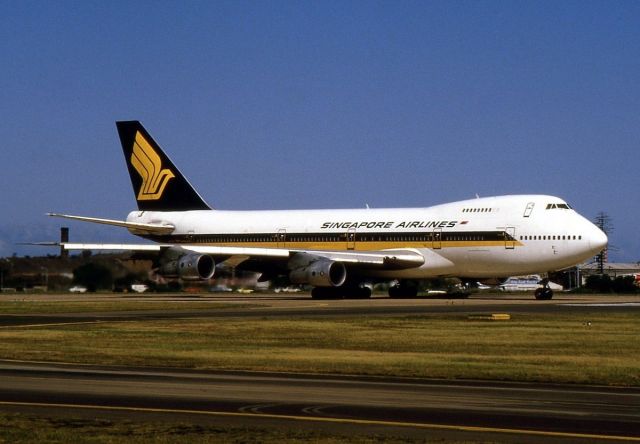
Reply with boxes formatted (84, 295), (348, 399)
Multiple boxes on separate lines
(289, 259), (347, 287)
(159, 253), (215, 281)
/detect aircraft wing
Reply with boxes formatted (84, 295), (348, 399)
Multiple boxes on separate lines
(288, 248), (425, 269)
(59, 243), (425, 270)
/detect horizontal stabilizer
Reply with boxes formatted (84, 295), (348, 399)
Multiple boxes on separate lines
(61, 243), (162, 251)
(47, 213), (175, 235)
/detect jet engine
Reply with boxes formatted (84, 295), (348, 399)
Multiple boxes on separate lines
(159, 251), (215, 281)
(289, 257), (347, 287)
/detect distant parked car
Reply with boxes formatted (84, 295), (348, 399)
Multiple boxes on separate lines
(69, 285), (87, 293)
(274, 287), (302, 293)
(130, 284), (149, 293)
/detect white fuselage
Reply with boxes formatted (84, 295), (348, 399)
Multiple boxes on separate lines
(126, 195), (607, 279)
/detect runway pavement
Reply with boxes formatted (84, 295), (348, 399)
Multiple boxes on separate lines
(0, 360), (639, 443)
(2, 292), (639, 328)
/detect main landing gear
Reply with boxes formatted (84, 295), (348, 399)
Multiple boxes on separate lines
(311, 286), (372, 300)
(388, 281), (418, 298)
(534, 278), (554, 300)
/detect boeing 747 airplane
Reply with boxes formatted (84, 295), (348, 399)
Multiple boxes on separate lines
(48, 121), (607, 299)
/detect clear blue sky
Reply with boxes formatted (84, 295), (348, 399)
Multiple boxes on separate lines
(1, 1), (638, 261)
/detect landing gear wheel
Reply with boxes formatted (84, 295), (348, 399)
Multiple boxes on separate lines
(534, 287), (553, 300)
(351, 286), (372, 299)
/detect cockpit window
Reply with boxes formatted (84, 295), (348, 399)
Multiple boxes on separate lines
(546, 203), (572, 210)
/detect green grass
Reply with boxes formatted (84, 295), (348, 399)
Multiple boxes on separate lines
(0, 412), (446, 444)
(0, 300), (245, 314)
(0, 311), (638, 386)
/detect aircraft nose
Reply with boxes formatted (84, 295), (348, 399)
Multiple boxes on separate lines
(588, 225), (608, 254)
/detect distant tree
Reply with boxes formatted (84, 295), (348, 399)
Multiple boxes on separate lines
(153, 280), (183, 293)
(73, 263), (113, 292)
(585, 274), (638, 294)
(585, 274), (612, 292)
(113, 273), (135, 292)
(611, 276), (638, 294)
(0, 264), (9, 289)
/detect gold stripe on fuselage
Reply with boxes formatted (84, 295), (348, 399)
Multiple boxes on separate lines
(161, 240), (523, 250)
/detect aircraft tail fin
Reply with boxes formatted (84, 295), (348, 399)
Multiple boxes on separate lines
(116, 121), (211, 211)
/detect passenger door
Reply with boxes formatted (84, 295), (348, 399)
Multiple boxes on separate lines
(505, 227), (516, 249)
(433, 228), (442, 249)
(347, 227), (356, 250)
(277, 229), (286, 248)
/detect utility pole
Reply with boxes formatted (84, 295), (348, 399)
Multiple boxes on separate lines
(594, 212), (613, 274)
(60, 227), (69, 258)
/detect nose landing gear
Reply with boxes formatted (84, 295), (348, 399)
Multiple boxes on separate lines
(534, 278), (554, 300)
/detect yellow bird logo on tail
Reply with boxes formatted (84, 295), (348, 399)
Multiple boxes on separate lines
(131, 131), (175, 200)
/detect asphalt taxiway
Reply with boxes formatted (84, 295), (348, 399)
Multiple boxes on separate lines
(0, 360), (639, 443)
(1, 293), (639, 442)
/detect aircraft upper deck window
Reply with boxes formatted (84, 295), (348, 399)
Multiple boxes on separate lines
(462, 207), (494, 213)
